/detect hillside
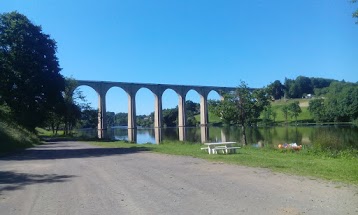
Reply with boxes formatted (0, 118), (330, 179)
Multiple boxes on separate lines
(269, 99), (313, 124)
(0, 105), (40, 155)
(195, 99), (315, 126)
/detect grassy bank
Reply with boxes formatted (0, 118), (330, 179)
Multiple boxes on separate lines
(0, 106), (40, 155)
(89, 140), (358, 185)
(36, 127), (99, 142)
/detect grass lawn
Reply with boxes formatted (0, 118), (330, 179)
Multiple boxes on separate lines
(89, 140), (358, 185)
(269, 99), (313, 123)
(36, 127), (65, 136)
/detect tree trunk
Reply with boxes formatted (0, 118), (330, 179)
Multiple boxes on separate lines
(241, 124), (247, 146)
(64, 121), (68, 135)
(55, 123), (59, 135)
(51, 122), (55, 134)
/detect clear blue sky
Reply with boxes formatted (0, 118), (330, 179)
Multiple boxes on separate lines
(1, 0), (358, 115)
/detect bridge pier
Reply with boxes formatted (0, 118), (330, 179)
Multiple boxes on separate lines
(97, 85), (107, 139)
(127, 90), (137, 142)
(199, 90), (209, 143)
(127, 128), (137, 143)
(177, 91), (187, 141)
(154, 127), (161, 144)
(154, 92), (163, 143)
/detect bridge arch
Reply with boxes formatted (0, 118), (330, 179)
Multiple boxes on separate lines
(75, 80), (236, 143)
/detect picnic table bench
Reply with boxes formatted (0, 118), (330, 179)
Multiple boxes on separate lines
(201, 142), (240, 154)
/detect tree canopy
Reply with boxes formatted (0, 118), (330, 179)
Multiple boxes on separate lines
(352, 0), (358, 24)
(212, 81), (270, 144)
(283, 76), (335, 99)
(0, 11), (65, 130)
(267, 80), (284, 100)
(288, 101), (302, 124)
(308, 82), (358, 123)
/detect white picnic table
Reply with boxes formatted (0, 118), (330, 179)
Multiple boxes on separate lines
(201, 142), (240, 154)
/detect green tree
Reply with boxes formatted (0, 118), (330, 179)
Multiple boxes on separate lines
(107, 112), (115, 127)
(267, 80), (284, 100)
(285, 76), (313, 98)
(288, 101), (302, 124)
(212, 93), (238, 125)
(163, 108), (178, 127)
(262, 106), (273, 126)
(311, 77), (334, 89)
(185, 100), (199, 126)
(284, 78), (295, 98)
(160, 101), (200, 127)
(213, 81), (270, 145)
(62, 78), (86, 135)
(114, 112), (128, 126)
(324, 82), (358, 122)
(185, 100), (200, 115)
(296, 76), (313, 96)
(281, 105), (289, 124)
(80, 108), (98, 128)
(272, 110), (277, 123)
(0, 11), (65, 130)
(45, 78), (87, 134)
(46, 108), (64, 135)
(45, 100), (65, 134)
(308, 98), (326, 122)
(208, 99), (220, 112)
(352, 0), (358, 24)
(235, 82), (270, 144)
(136, 113), (154, 127)
(283, 76), (334, 99)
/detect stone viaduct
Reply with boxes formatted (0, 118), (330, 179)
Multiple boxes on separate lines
(75, 80), (236, 143)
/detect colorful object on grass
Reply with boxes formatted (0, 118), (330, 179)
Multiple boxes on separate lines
(278, 143), (302, 150)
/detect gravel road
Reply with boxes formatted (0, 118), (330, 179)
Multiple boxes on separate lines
(0, 141), (357, 215)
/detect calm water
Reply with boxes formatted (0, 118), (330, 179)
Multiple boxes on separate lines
(77, 125), (358, 150)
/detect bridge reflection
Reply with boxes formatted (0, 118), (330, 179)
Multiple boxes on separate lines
(88, 126), (230, 144)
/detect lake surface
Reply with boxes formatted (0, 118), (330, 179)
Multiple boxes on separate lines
(77, 125), (358, 150)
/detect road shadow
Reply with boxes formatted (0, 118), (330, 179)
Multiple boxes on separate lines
(0, 171), (76, 195)
(0, 142), (150, 161)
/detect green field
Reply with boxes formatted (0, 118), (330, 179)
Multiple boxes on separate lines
(197, 99), (315, 125)
(269, 99), (313, 124)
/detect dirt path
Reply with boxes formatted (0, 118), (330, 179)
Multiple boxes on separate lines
(0, 141), (357, 215)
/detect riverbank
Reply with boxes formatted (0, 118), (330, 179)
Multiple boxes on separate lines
(89, 140), (358, 185)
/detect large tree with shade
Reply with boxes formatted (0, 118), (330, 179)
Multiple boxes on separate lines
(0, 11), (65, 130)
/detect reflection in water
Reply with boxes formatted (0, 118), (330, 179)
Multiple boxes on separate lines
(77, 125), (358, 149)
